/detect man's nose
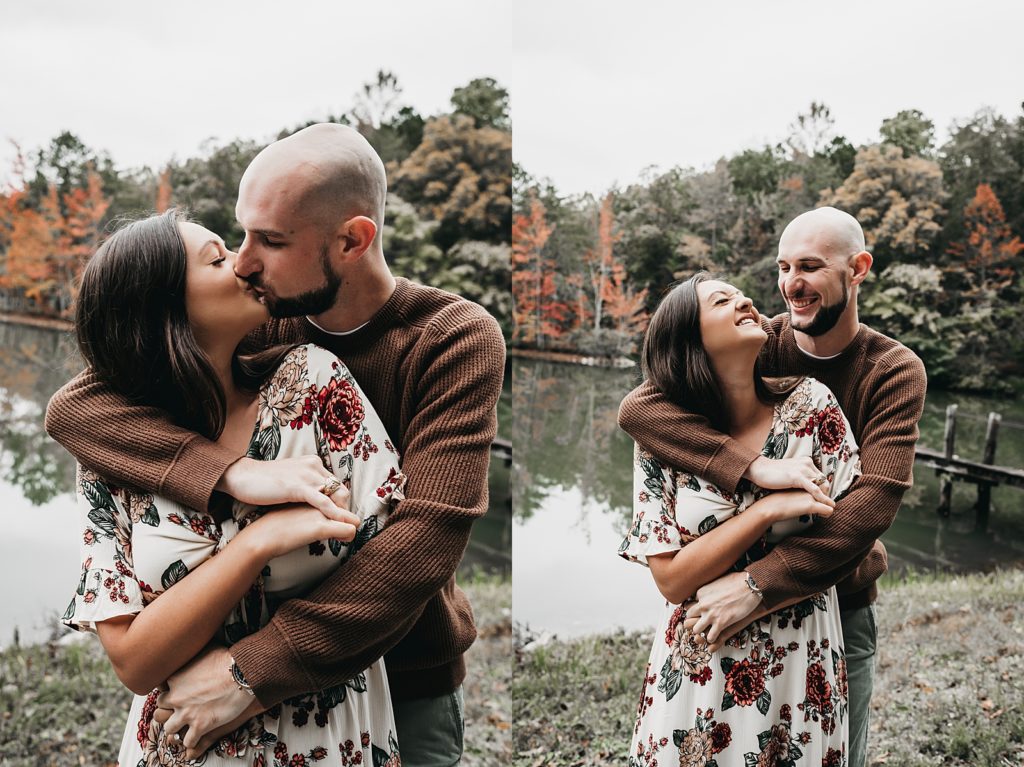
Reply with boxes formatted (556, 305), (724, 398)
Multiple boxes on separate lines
(234, 237), (259, 278)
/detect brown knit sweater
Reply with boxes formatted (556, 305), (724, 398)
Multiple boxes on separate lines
(45, 278), (506, 704)
(618, 314), (927, 611)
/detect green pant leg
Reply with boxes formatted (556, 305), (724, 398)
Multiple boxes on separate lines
(841, 605), (877, 767)
(392, 687), (465, 767)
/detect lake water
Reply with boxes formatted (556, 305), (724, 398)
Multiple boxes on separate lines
(0, 321), (511, 646)
(512, 357), (1024, 637)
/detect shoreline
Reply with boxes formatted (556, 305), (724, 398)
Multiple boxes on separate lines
(0, 311), (73, 332)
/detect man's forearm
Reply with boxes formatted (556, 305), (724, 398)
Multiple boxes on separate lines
(618, 383), (759, 494)
(45, 371), (237, 512)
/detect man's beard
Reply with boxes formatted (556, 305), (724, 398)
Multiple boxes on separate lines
(260, 242), (341, 318)
(790, 280), (848, 337)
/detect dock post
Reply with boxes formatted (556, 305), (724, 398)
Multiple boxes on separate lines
(938, 404), (957, 517)
(975, 412), (1001, 531)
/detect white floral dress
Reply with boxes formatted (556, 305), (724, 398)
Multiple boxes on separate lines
(620, 378), (861, 767)
(63, 344), (404, 767)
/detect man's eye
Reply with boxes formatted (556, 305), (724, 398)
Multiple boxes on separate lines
(263, 236), (283, 248)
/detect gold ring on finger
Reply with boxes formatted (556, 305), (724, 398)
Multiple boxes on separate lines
(319, 476), (343, 497)
(813, 475), (828, 486)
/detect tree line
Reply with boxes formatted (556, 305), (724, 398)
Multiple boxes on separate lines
(0, 73), (513, 337)
(513, 103), (1024, 393)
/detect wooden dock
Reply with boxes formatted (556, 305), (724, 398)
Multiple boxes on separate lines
(915, 404), (1024, 530)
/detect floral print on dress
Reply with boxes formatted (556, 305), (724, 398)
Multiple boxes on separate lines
(621, 378), (861, 766)
(64, 344), (402, 766)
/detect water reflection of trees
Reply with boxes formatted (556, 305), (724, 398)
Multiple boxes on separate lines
(0, 323), (81, 504)
(512, 358), (637, 521)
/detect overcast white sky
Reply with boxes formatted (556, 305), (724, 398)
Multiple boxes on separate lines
(3, 2), (1021, 198)
(0, 1), (513, 179)
(507, 1), (1024, 196)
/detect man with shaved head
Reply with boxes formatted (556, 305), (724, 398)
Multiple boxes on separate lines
(47, 124), (505, 765)
(619, 206), (926, 767)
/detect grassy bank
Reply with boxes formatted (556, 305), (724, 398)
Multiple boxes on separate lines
(514, 568), (1024, 767)
(0, 576), (511, 767)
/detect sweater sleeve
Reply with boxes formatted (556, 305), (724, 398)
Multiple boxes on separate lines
(229, 310), (506, 706)
(616, 316), (785, 495)
(44, 320), (292, 513)
(746, 349), (926, 609)
(44, 371), (238, 513)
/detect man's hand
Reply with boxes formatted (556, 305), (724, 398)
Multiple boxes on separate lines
(156, 645), (261, 752)
(217, 455), (351, 518)
(746, 456), (832, 504)
(684, 571), (762, 644)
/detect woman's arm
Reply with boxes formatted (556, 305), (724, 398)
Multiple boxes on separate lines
(96, 504), (360, 696)
(646, 489), (833, 604)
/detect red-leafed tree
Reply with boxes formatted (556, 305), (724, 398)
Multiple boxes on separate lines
(947, 183), (1023, 293)
(603, 261), (649, 336)
(512, 196), (569, 347)
(155, 166), (172, 212)
(56, 169), (110, 313)
(1, 185), (62, 303)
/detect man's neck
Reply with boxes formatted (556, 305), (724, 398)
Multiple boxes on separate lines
(309, 270), (397, 334)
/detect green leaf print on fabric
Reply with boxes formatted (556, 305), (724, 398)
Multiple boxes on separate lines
(697, 515), (719, 535)
(756, 689), (772, 715)
(638, 453), (666, 499)
(658, 655), (684, 701)
(161, 559), (189, 590)
(139, 503), (159, 527)
(82, 479), (115, 513)
(87, 507), (117, 539)
(349, 516), (380, 558)
(763, 430), (788, 460)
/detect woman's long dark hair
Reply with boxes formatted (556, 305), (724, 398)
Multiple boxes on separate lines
(75, 209), (289, 439)
(641, 271), (791, 431)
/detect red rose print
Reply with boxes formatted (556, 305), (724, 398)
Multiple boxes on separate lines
(822, 747), (843, 767)
(710, 722), (732, 753)
(725, 657), (766, 706)
(805, 662), (833, 714)
(316, 378), (364, 451)
(665, 605), (684, 647)
(83, 528), (95, 546)
(817, 405), (846, 454)
(84, 591), (96, 603)
(361, 732), (370, 747)
(137, 689), (158, 746)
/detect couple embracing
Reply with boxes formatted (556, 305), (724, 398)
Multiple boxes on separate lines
(47, 124), (505, 767)
(619, 208), (927, 767)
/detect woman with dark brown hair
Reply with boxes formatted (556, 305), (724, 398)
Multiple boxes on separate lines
(620, 272), (859, 767)
(62, 209), (402, 766)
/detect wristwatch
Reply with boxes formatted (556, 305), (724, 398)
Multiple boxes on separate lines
(745, 573), (764, 601)
(229, 657), (256, 697)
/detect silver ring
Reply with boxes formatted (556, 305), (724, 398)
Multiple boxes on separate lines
(319, 476), (342, 497)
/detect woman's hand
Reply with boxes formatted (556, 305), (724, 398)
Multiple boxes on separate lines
(216, 455), (353, 518)
(746, 456), (833, 504)
(754, 488), (835, 525)
(243, 502), (361, 560)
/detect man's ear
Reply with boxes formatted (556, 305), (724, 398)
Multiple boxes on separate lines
(849, 250), (873, 286)
(336, 216), (378, 262)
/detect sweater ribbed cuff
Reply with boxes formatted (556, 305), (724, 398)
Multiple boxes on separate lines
(705, 439), (759, 496)
(164, 436), (242, 514)
(230, 620), (314, 708)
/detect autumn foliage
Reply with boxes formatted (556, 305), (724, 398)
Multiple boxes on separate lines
(947, 183), (1023, 293)
(0, 163), (110, 316)
(512, 192), (648, 355)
